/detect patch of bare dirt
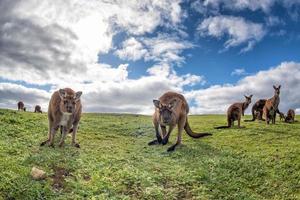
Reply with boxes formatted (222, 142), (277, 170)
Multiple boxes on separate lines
(51, 166), (71, 191)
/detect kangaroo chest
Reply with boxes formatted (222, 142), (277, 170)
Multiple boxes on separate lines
(272, 97), (280, 110)
(59, 113), (72, 126)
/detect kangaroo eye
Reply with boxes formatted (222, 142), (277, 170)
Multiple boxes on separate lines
(64, 100), (68, 104)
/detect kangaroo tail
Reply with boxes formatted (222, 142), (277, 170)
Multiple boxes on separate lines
(214, 125), (230, 129)
(215, 115), (231, 129)
(184, 119), (212, 138)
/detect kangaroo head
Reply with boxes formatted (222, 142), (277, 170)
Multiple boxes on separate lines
(59, 89), (82, 114)
(273, 85), (281, 96)
(153, 99), (177, 125)
(244, 94), (253, 105)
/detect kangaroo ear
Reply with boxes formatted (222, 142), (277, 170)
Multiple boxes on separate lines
(59, 89), (66, 99)
(153, 100), (161, 108)
(75, 91), (82, 101)
(273, 85), (276, 90)
(168, 99), (177, 109)
(278, 85), (281, 89)
(249, 94), (253, 98)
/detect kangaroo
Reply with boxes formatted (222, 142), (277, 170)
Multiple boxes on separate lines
(17, 101), (26, 111)
(148, 91), (212, 152)
(279, 111), (285, 121)
(34, 105), (42, 113)
(215, 95), (252, 129)
(263, 85), (281, 124)
(40, 88), (82, 148)
(244, 99), (266, 122)
(245, 99), (283, 122)
(285, 109), (295, 123)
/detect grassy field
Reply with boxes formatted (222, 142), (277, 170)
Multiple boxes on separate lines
(0, 108), (299, 200)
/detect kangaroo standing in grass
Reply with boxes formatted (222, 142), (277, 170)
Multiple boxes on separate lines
(17, 101), (26, 111)
(41, 88), (82, 148)
(148, 91), (212, 152)
(263, 85), (281, 124)
(245, 99), (283, 122)
(285, 109), (295, 123)
(34, 105), (42, 113)
(215, 95), (252, 129)
(244, 99), (266, 122)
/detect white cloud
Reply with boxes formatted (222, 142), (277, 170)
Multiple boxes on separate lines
(224, 0), (275, 12)
(0, 0), (205, 114)
(231, 68), (248, 76)
(265, 16), (285, 27)
(0, 0), (186, 86)
(192, 0), (275, 14)
(115, 34), (194, 66)
(198, 15), (266, 52)
(1, 62), (299, 115)
(114, 37), (147, 61)
(142, 34), (194, 64)
(282, 0), (300, 21)
(186, 62), (300, 114)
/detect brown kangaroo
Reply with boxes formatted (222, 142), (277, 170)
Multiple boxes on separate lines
(215, 95), (252, 129)
(40, 88), (82, 148)
(245, 99), (283, 122)
(244, 99), (266, 122)
(17, 101), (26, 111)
(285, 109), (295, 123)
(149, 91), (212, 152)
(34, 105), (42, 113)
(263, 85), (281, 124)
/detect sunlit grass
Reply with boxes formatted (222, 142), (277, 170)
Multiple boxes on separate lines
(0, 109), (299, 199)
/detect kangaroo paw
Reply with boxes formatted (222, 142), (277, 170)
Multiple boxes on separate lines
(73, 143), (80, 148)
(162, 138), (169, 145)
(40, 140), (49, 146)
(167, 145), (176, 152)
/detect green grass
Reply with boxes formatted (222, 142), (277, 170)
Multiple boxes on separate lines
(0, 108), (299, 200)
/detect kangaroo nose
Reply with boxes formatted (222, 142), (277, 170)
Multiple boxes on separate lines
(67, 107), (72, 112)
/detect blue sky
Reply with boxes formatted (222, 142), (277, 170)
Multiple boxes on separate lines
(102, 1), (300, 86)
(0, 0), (300, 114)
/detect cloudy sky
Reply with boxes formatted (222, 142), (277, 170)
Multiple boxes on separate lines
(0, 0), (300, 114)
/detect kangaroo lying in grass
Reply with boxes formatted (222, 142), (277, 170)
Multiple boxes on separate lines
(285, 109), (296, 123)
(215, 95), (252, 129)
(263, 85), (281, 125)
(41, 88), (82, 148)
(148, 91), (212, 152)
